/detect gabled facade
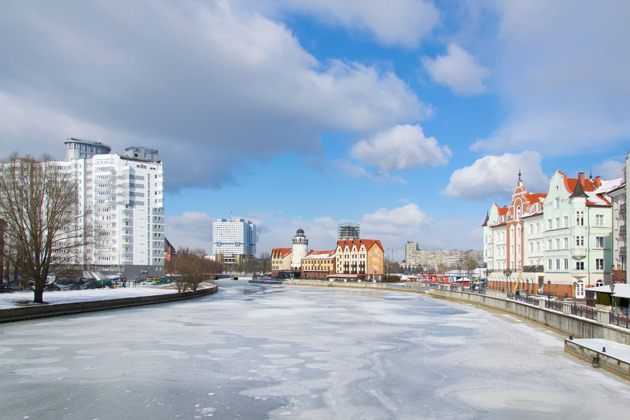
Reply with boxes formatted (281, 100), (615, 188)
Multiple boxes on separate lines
(333, 239), (384, 281)
(271, 248), (292, 276)
(301, 250), (336, 280)
(485, 171), (622, 298)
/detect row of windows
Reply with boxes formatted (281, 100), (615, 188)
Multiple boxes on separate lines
(546, 258), (605, 271)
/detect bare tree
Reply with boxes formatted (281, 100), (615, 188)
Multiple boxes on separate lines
(0, 155), (90, 303)
(174, 248), (218, 292)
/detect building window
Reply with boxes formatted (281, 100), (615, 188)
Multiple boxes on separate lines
(564, 259), (569, 270)
(575, 211), (584, 226)
(555, 259), (560, 270)
(548, 259), (552, 270)
(547, 219), (553, 230)
(596, 259), (604, 270)
(595, 237), (605, 248)
(575, 236), (584, 246)
(595, 214), (604, 226)
(576, 261), (584, 270)
(575, 281), (585, 299)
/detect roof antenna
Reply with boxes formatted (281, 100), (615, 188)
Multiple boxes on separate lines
(589, 170), (593, 179)
(518, 168), (522, 182)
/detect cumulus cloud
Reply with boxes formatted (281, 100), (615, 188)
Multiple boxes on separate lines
(0, 0), (428, 190)
(350, 124), (451, 171)
(471, 1), (630, 154)
(256, 0), (440, 48)
(363, 204), (428, 231)
(443, 151), (549, 201)
(422, 43), (489, 96)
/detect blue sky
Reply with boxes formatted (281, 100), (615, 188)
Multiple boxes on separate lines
(1, 1), (629, 260)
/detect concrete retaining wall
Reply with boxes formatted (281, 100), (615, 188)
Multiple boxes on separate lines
(565, 339), (630, 379)
(285, 280), (630, 345)
(0, 285), (218, 323)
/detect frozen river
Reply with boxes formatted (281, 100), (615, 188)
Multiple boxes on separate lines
(1, 280), (629, 419)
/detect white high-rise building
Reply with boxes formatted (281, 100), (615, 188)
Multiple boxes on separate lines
(212, 218), (257, 265)
(61, 138), (165, 279)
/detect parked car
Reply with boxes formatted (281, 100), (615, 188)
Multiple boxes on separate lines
(45, 283), (61, 291)
(0, 284), (12, 293)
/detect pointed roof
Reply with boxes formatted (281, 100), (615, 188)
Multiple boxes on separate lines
(570, 173), (589, 198)
(482, 212), (489, 227)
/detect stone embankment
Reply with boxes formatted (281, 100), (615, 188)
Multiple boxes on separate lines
(0, 284), (218, 323)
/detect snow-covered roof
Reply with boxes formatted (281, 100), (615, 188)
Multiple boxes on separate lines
(586, 284), (630, 298)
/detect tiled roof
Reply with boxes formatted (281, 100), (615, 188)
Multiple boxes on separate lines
(336, 239), (384, 252)
(271, 248), (292, 258)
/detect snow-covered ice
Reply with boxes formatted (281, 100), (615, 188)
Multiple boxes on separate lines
(1, 279), (629, 419)
(0, 286), (178, 309)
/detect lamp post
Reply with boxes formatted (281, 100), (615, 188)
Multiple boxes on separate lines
(610, 283), (615, 313)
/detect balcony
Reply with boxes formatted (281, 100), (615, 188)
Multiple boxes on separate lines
(572, 247), (587, 259)
(621, 203), (626, 214)
(621, 225), (627, 235)
(622, 246), (627, 257)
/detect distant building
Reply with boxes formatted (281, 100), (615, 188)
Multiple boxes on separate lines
(405, 241), (482, 272)
(212, 218), (257, 268)
(301, 250), (336, 280)
(271, 248), (292, 277)
(332, 239), (384, 281)
(338, 223), (360, 240)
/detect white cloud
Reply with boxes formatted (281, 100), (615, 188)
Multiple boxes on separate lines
(256, 0), (440, 48)
(0, 1), (428, 191)
(363, 204), (428, 231)
(471, 1), (630, 154)
(422, 43), (489, 96)
(593, 160), (624, 180)
(165, 212), (214, 253)
(351, 124), (451, 171)
(333, 159), (407, 184)
(443, 151), (549, 201)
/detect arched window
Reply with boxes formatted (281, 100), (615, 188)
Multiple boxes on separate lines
(596, 279), (604, 287)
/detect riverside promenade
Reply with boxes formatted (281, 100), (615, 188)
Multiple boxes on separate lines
(284, 279), (630, 380)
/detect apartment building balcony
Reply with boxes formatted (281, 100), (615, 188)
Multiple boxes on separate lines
(572, 247), (587, 259)
(621, 224), (626, 235)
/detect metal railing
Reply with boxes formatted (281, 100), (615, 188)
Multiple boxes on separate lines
(545, 299), (563, 311)
(610, 311), (630, 329)
(571, 304), (597, 320)
(507, 293), (539, 305)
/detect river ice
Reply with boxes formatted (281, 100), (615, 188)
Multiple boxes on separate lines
(1, 279), (629, 419)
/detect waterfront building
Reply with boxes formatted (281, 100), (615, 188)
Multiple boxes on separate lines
(332, 239), (384, 281)
(291, 229), (309, 271)
(610, 152), (629, 284)
(271, 248), (292, 277)
(212, 218), (257, 268)
(406, 241), (482, 272)
(60, 138), (165, 279)
(484, 171), (622, 297)
(301, 250), (336, 280)
(338, 223), (360, 240)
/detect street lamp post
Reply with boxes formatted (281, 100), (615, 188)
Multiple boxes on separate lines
(610, 283), (615, 313)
